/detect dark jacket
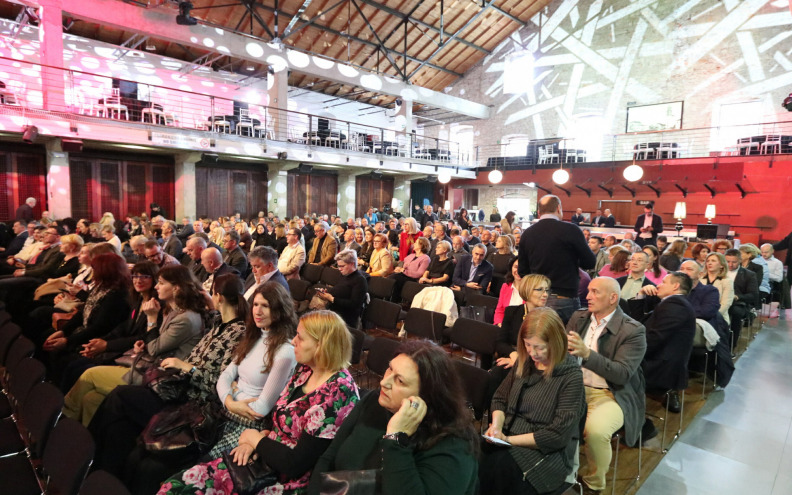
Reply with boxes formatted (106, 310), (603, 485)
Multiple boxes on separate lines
(25, 245), (67, 280)
(209, 263), (240, 294)
(566, 307), (646, 447)
(452, 257), (493, 294)
(642, 294), (696, 391)
(5, 231), (28, 257)
(602, 215), (616, 228)
(633, 213), (663, 243)
(732, 267), (759, 308)
(329, 270), (368, 328)
(223, 246), (248, 276)
(162, 235), (183, 260)
(570, 213), (585, 225)
(687, 283), (734, 388)
(175, 223), (194, 242)
(62, 288), (133, 350)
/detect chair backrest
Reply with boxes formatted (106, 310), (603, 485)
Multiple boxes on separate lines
(23, 382), (64, 459)
(365, 337), (401, 377)
(7, 357), (46, 412)
(0, 309), (11, 327)
(402, 307), (446, 342)
(453, 360), (491, 420)
(400, 281), (424, 306)
(288, 278), (311, 301)
(368, 276), (396, 300)
(4, 334), (34, 372)
(363, 298), (401, 334)
(42, 417), (95, 495)
(465, 293), (498, 311)
(349, 328), (366, 366)
(320, 267), (342, 286)
(79, 470), (131, 495)
(301, 263), (324, 284)
(450, 317), (499, 359)
(0, 321), (21, 365)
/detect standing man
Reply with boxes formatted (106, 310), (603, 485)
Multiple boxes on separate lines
(567, 277), (646, 494)
(571, 208), (585, 225)
(519, 194), (596, 323)
(591, 209), (605, 227)
(15, 197), (36, 223)
(634, 203), (663, 248)
(602, 209), (617, 228)
(761, 243), (784, 316)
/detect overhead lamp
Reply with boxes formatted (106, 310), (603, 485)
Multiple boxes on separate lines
(705, 204), (716, 224)
(623, 164), (643, 182)
(488, 169), (503, 184)
(674, 201), (687, 236)
(552, 168), (569, 185)
(391, 197), (400, 211)
(444, 200), (451, 211)
(438, 169), (452, 184)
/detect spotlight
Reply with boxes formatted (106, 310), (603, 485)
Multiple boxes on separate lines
(488, 169), (502, 184)
(22, 125), (38, 144)
(552, 168), (569, 185)
(176, 1), (198, 26)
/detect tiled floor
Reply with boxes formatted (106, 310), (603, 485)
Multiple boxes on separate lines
(638, 316), (792, 495)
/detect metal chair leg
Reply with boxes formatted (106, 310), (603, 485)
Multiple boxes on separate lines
(661, 389), (684, 453)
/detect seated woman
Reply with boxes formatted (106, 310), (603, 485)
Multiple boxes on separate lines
(308, 340), (478, 495)
(487, 234), (514, 263)
(357, 227), (376, 268)
(399, 217), (423, 261)
(740, 243), (770, 305)
(480, 307), (586, 495)
(389, 236), (430, 300)
(494, 258), (523, 326)
(89, 272), (247, 481)
(159, 310), (359, 495)
(702, 252), (735, 324)
(59, 260), (160, 392)
(208, 281), (298, 457)
(642, 245), (667, 285)
(494, 274), (549, 372)
(315, 249), (368, 329)
(659, 239), (687, 272)
(419, 240), (454, 287)
(63, 264), (205, 426)
(598, 247), (630, 278)
(692, 242), (710, 266)
(366, 233), (394, 277)
(42, 253), (133, 381)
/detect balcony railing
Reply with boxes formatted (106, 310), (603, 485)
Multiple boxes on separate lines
(0, 56), (471, 165)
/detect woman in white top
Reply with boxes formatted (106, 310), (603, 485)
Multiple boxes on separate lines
(209, 281), (298, 457)
(701, 252), (735, 324)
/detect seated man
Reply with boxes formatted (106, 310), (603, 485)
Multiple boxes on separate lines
(452, 244), (493, 294)
(725, 249), (758, 347)
(222, 230), (249, 276)
(314, 249), (367, 329)
(637, 272), (696, 413)
(617, 250), (656, 320)
(567, 277), (646, 494)
(307, 221), (338, 267)
(245, 246), (288, 303)
(143, 240), (180, 269)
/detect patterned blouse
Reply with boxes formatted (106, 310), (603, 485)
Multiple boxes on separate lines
(184, 316), (246, 404)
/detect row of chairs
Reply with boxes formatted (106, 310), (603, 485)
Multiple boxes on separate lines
(0, 314), (130, 495)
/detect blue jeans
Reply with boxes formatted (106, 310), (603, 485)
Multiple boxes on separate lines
(547, 294), (580, 325)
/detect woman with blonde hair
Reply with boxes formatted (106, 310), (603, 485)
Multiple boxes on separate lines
(495, 274), (551, 370)
(481, 307), (585, 495)
(399, 217), (424, 261)
(366, 233), (394, 277)
(160, 310), (359, 495)
(702, 252), (735, 323)
(100, 212), (116, 228)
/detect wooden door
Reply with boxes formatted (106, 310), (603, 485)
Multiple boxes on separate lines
(600, 201), (633, 227)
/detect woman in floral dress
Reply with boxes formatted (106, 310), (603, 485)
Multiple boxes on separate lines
(158, 310), (359, 495)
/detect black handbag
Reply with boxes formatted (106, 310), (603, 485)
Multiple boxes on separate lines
(222, 450), (278, 495)
(319, 469), (380, 495)
(144, 366), (189, 403)
(142, 401), (222, 455)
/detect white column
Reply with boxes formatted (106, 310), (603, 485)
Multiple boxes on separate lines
(38, 0), (67, 112)
(267, 161), (294, 219)
(174, 152), (200, 221)
(266, 66), (289, 141)
(337, 172), (358, 220)
(393, 177), (412, 217)
(44, 139), (71, 219)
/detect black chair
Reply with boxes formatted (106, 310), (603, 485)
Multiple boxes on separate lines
(35, 417), (95, 495)
(287, 278), (311, 302)
(0, 321), (21, 367)
(0, 357), (45, 419)
(320, 267), (342, 287)
(79, 470), (131, 495)
(464, 293), (498, 324)
(300, 263), (324, 285)
(400, 281), (424, 307)
(2, 336), (34, 390)
(402, 307), (446, 342)
(453, 360), (491, 424)
(369, 276), (396, 301)
(362, 299), (402, 335)
(0, 381), (63, 460)
(0, 310), (11, 328)
(449, 317), (499, 369)
(365, 337), (401, 377)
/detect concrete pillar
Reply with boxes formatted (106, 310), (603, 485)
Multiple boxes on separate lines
(266, 66), (288, 141)
(393, 177), (411, 218)
(266, 161), (295, 219)
(38, 0), (67, 112)
(395, 98), (413, 134)
(174, 152), (200, 221)
(44, 139), (71, 219)
(337, 172), (358, 220)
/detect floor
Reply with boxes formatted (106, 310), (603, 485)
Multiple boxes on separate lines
(637, 315), (792, 495)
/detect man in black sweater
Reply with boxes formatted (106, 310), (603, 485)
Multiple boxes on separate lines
(518, 194), (596, 323)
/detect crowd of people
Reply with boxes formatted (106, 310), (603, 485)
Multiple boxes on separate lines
(1, 195), (785, 495)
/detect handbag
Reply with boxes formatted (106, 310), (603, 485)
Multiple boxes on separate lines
(222, 450), (278, 495)
(142, 401), (222, 454)
(309, 293), (330, 310)
(319, 469), (380, 495)
(120, 351), (159, 385)
(144, 366), (189, 403)
(34, 276), (70, 300)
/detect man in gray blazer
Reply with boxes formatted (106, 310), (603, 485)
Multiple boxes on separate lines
(244, 246), (288, 303)
(567, 276), (647, 494)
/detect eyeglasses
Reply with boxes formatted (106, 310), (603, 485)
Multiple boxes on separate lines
(533, 287), (551, 293)
(146, 253), (161, 260)
(132, 274), (152, 280)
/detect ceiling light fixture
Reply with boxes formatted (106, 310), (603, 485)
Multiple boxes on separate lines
(488, 169), (503, 184)
(552, 167), (569, 185)
(623, 163), (643, 182)
(438, 169), (452, 184)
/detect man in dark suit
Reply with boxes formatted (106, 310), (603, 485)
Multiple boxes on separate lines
(602, 209), (617, 228)
(451, 244), (493, 294)
(567, 276), (646, 492)
(176, 217), (195, 243)
(222, 230), (248, 277)
(161, 221), (183, 260)
(519, 194), (596, 323)
(1, 221), (29, 258)
(184, 236), (209, 283)
(591, 209), (606, 227)
(244, 246), (288, 304)
(634, 203), (663, 248)
(637, 271), (696, 413)
(571, 208), (585, 225)
(15, 197), (36, 223)
(201, 247), (239, 295)
(725, 249), (759, 347)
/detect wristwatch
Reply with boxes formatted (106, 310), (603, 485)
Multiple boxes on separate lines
(382, 432), (409, 447)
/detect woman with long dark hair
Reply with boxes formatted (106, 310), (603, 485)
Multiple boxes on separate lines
(457, 207), (471, 231)
(642, 245), (667, 285)
(63, 264), (205, 426)
(501, 211), (516, 235)
(308, 340), (478, 494)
